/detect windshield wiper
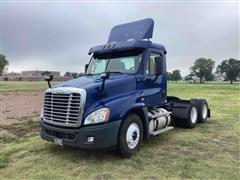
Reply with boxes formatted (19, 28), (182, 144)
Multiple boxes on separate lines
(85, 73), (93, 76)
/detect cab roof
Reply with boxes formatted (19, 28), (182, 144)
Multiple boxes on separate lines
(88, 40), (166, 55)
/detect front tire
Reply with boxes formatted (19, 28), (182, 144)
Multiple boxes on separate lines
(118, 114), (143, 158)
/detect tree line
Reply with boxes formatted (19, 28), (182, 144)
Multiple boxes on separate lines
(0, 54), (9, 75)
(64, 72), (85, 78)
(1, 54), (239, 84)
(168, 58), (240, 84)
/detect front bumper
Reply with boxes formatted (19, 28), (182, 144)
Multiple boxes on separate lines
(40, 120), (121, 149)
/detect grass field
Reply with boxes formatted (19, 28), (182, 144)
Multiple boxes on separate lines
(1, 81), (59, 92)
(0, 82), (240, 179)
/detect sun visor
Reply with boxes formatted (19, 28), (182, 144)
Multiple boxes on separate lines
(107, 18), (154, 43)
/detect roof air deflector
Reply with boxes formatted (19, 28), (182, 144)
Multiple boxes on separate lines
(107, 18), (154, 43)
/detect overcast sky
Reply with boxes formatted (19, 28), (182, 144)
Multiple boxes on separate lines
(1, 1), (239, 76)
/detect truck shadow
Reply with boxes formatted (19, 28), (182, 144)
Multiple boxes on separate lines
(46, 143), (123, 162)
(43, 128), (175, 162)
(44, 134), (173, 162)
(43, 123), (213, 162)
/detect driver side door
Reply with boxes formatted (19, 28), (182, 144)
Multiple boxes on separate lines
(142, 49), (165, 107)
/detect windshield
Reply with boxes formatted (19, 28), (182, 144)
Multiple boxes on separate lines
(86, 49), (143, 75)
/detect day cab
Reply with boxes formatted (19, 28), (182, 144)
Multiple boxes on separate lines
(40, 18), (210, 157)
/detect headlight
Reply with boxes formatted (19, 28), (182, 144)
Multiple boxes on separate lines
(84, 108), (110, 125)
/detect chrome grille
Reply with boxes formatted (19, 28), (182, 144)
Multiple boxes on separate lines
(42, 87), (86, 127)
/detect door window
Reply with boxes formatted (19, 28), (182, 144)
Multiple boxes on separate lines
(146, 52), (161, 75)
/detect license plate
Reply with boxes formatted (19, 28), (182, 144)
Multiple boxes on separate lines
(53, 138), (63, 146)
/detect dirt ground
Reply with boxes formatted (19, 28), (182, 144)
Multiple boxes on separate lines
(1, 92), (43, 126)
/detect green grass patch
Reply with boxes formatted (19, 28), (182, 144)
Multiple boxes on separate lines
(0, 81), (59, 92)
(0, 83), (239, 179)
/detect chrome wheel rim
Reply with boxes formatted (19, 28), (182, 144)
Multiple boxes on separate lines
(202, 104), (208, 119)
(190, 107), (198, 124)
(126, 123), (140, 149)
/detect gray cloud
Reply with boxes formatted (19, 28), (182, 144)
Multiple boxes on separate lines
(1, 1), (239, 75)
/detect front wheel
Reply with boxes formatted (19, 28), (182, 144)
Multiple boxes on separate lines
(118, 114), (143, 158)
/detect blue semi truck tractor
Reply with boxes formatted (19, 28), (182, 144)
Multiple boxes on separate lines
(40, 18), (210, 158)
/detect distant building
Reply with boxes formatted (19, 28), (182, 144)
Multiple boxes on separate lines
(1, 72), (21, 81)
(185, 75), (205, 83)
(214, 72), (225, 82)
(1, 70), (70, 81)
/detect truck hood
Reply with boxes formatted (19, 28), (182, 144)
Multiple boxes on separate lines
(55, 74), (137, 116)
(56, 75), (101, 89)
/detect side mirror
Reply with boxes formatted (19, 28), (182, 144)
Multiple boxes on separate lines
(44, 74), (53, 82)
(99, 72), (110, 98)
(154, 57), (163, 75)
(85, 64), (89, 73)
(44, 74), (53, 88)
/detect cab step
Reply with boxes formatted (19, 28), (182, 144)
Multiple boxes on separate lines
(150, 126), (174, 136)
